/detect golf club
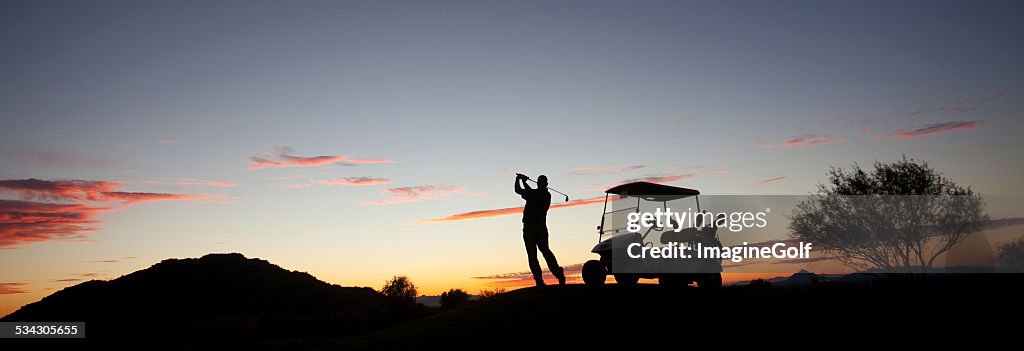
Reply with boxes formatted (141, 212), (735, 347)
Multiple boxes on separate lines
(517, 173), (570, 202)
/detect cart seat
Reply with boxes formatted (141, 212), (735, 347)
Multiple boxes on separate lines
(660, 227), (699, 245)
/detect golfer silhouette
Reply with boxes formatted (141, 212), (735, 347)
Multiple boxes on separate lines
(515, 173), (565, 286)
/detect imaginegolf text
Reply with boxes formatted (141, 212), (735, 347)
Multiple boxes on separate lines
(627, 242), (814, 263)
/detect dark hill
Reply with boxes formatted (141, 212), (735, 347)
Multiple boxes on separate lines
(2, 253), (389, 349)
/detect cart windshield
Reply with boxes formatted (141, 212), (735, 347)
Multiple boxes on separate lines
(599, 194), (702, 243)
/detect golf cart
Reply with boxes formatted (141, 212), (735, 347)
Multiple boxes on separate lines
(581, 182), (723, 289)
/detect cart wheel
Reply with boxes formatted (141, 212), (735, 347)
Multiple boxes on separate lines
(614, 273), (639, 287)
(582, 260), (606, 286)
(698, 273), (722, 290)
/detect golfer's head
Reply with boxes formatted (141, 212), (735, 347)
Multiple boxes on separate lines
(537, 175), (548, 188)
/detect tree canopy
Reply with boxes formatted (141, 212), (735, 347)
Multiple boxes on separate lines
(381, 275), (417, 306)
(788, 157), (988, 273)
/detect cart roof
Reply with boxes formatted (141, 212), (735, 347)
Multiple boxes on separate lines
(605, 181), (700, 199)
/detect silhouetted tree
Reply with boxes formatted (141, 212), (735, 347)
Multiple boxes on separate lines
(789, 157), (988, 273)
(439, 288), (471, 309)
(995, 236), (1024, 272)
(380, 275), (417, 306)
(477, 287), (506, 300)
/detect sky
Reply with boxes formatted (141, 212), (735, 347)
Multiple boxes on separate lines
(2, 0), (1023, 316)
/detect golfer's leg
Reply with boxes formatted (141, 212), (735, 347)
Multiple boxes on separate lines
(524, 229), (543, 284)
(536, 230), (561, 275)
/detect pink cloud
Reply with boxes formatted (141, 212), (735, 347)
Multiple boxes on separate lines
(583, 171), (711, 192)
(0, 178), (224, 247)
(0, 179), (121, 201)
(871, 121), (983, 140)
(0, 200), (113, 247)
(176, 178), (236, 187)
(0, 179), (213, 204)
(52, 278), (82, 283)
(100, 192), (212, 205)
(88, 256), (137, 263)
(759, 134), (843, 149)
(248, 146), (348, 169)
(248, 147), (394, 169)
(365, 185), (481, 205)
(752, 176), (787, 187)
(283, 183), (312, 189)
(901, 92), (1007, 119)
(0, 282), (29, 294)
(249, 155), (348, 169)
(155, 139), (179, 145)
(321, 177), (392, 186)
(621, 173), (697, 184)
(420, 196), (607, 223)
(51, 272), (107, 283)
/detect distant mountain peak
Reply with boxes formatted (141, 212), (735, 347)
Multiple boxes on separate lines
(200, 252), (248, 260)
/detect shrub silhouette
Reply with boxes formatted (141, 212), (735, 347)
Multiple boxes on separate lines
(995, 236), (1024, 272)
(478, 287), (506, 299)
(439, 288), (471, 309)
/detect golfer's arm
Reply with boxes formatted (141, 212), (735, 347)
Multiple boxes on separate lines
(514, 179), (525, 194)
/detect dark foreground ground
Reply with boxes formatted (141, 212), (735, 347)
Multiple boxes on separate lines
(5, 263), (1023, 349)
(323, 275), (1024, 350)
